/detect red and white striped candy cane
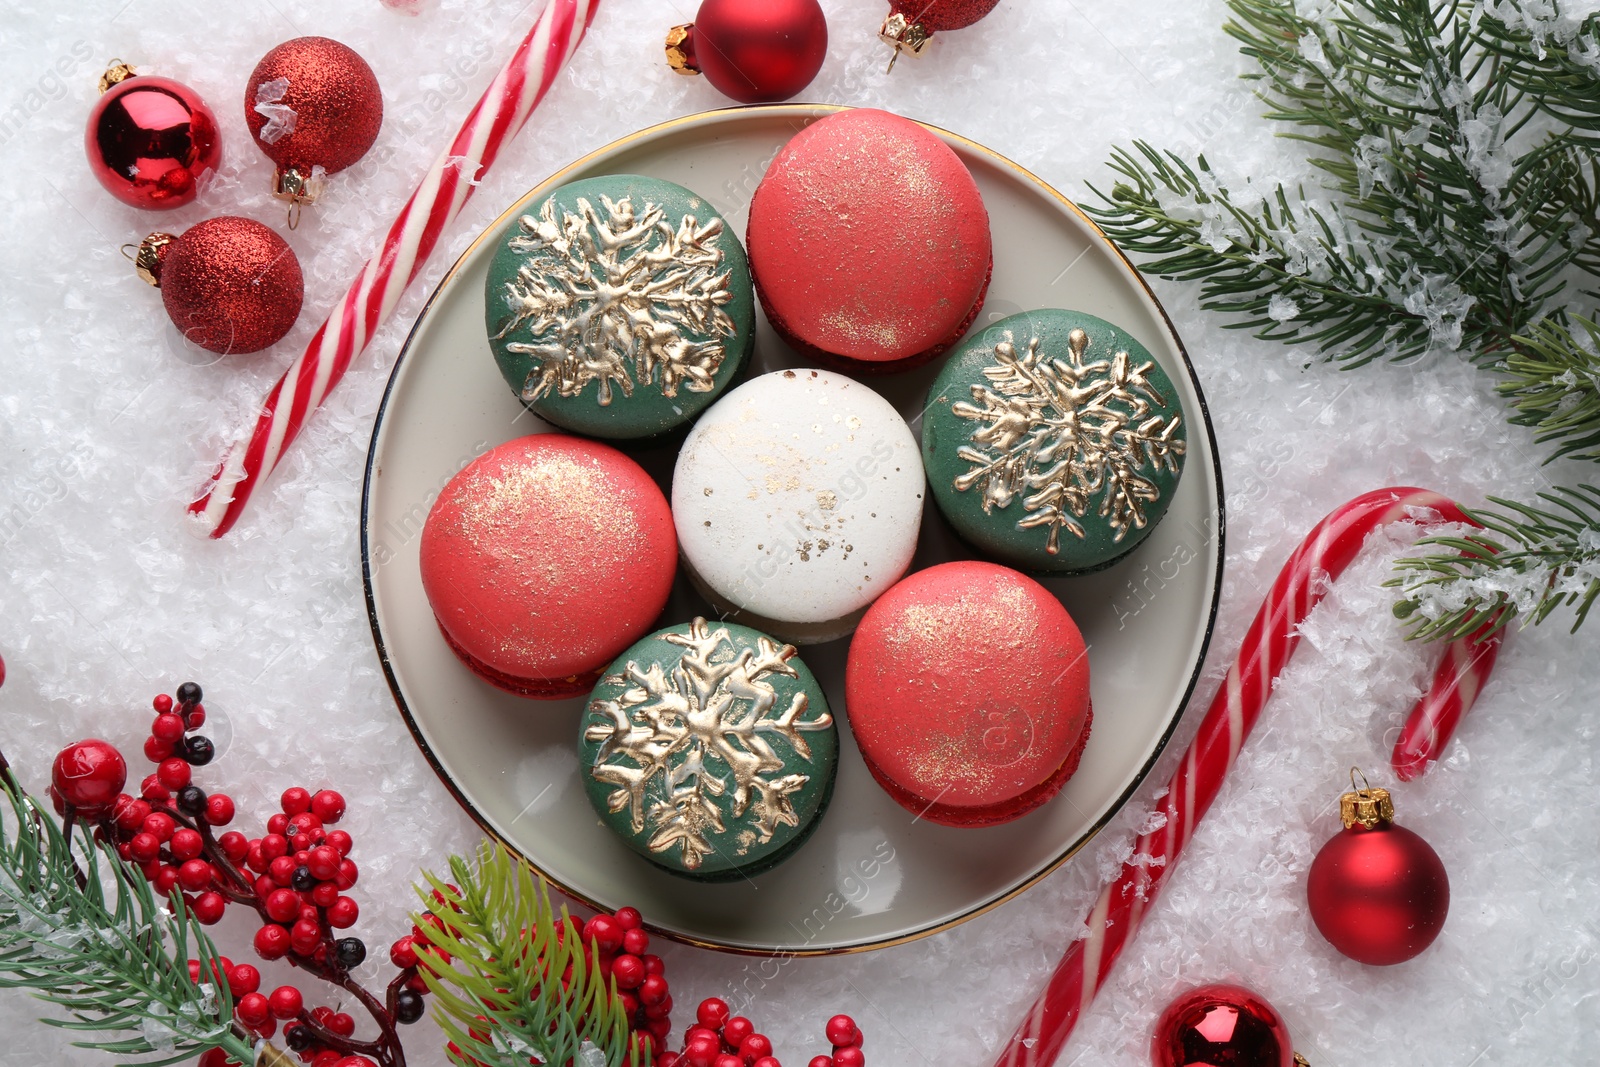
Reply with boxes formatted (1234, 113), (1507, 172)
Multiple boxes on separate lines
(994, 487), (1503, 1067)
(188, 0), (600, 538)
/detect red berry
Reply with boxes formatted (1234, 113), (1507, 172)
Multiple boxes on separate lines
(50, 740), (127, 817)
(286, 812), (324, 842)
(143, 736), (174, 763)
(253, 874), (275, 900)
(153, 693), (174, 714)
(611, 954), (645, 989)
(723, 1018), (754, 1050)
(261, 834), (290, 861)
(741, 1035), (773, 1062)
(622, 927), (650, 956)
(193, 891), (227, 924)
(290, 919), (322, 953)
(142, 811), (176, 842)
(228, 963), (262, 997)
(113, 795), (151, 831)
(311, 882), (339, 908)
(307, 846), (340, 881)
(152, 714), (186, 743)
(660, 1055), (681, 1067)
(280, 788), (311, 815)
(299, 905), (321, 925)
(685, 1035), (722, 1067)
(640, 974), (669, 1007)
(170, 828), (204, 861)
(327, 896), (359, 929)
(612, 905), (641, 928)
(752, 1060), (780, 1067)
(268, 985), (303, 1020)
(832, 1050), (864, 1067)
(312, 1053), (341, 1067)
(643, 953), (665, 975)
(324, 830), (353, 856)
(265, 888), (300, 924)
(335, 859), (358, 890)
(310, 790), (346, 824)
(185, 704), (206, 728)
(139, 774), (170, 802)
(219, 831), (249, 864)
(824, 1016), (857, 1047)
(334, 1059), (377, 1067)
(246, 843), (268, 874)
(715, 1056), (742, 1067)
(178, 859), (213, 892)
(156, 758), (192, 791)
(155, 866), (181, 895)
(809, 1059), (833, 1067)
(206, 794), (236, 826)
(268, 856), (298, 886)
(266, 813), (290, 836)
(129, 832), (161, 864)
(254, 924), (290, 960)
(390, 936), (419, 969)
(582, 915), (623, 953)
(236, 991), (270, 1028)
(327, 1013), (356, 1037)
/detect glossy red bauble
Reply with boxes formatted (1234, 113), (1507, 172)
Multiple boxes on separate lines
(142, 217), (304, 355)
(245, 37), (383, 183)
(1307, 820), (1449, 965)
(86, 71), (220, 210)
(668, 0), (828, 103)
(51, 740), (128, 817)
(1152, 984), (1295, 1067)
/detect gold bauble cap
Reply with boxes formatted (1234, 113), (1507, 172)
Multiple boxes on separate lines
(1339, 768), (1395, 830)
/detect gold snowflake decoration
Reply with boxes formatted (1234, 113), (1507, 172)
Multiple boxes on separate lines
(583, 619), (833, 870)
(952, 327), (1185, 552)
(493, 193), (737, 407)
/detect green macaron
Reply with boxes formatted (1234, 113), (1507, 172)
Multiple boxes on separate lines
(484, 174), (754, 439)
(578, 618), (837, 881)
(922, 309), (1187, 573)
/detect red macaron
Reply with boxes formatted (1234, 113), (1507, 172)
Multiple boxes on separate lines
(747, 108), (993, 373)
(844, 561), (1092, 827)
(419, 435), (677, 699)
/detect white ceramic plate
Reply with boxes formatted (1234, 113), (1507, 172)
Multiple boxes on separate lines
(363, 105), (1224, 955)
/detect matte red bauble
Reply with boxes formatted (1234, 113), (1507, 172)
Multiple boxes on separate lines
(85, 62), (220, 210)
(245, 37), (383, 211)
(51, 740), (128, 818)
(666, 0), (828, 104)
(135, 217), (305, 356)
(1306, 776), (1449, 966)
(1151, 984), (1299, 1067)
(879, 0), (1002, 66)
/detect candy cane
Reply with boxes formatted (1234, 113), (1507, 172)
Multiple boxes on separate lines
(994, 487), (1503, 1067)
(188, 0), (600, 538)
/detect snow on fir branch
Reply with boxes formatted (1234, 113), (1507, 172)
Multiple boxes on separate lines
(410, 843), (637, 1067)
(0, 757), (257, 1067)
(1086, 0), (1600, 637)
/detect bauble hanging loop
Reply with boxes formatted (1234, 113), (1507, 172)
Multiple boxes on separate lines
(245, 36), (383, 227)
(1306, 768), (1450, 966)
(134, 217), (304, 356)
(665, 0), (828, 103)
(85, 60), (221, 210)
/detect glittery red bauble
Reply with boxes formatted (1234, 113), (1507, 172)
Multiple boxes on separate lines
(85, 75), (220, 210)
(157, 217), (304, 355)
(1307, 821), (1450, 965)
(51, 740), (128, 818)
(680, 0), (827, 103)
(889, 0), (1002, 32)
(1151, 984), (1295, 1067)
(245, 37), (383, 176)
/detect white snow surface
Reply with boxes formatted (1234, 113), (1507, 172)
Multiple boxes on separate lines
(2, 2), (1598, 1066)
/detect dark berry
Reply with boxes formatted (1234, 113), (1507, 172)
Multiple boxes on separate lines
(395, 989), (424, 1024)
(185, 736), (215, 766)
(177, 785), (208, 817)
(285, 1024), (313, 1052)
(176, 682), (202, 706)
(335, 937), (366, 969)
(291, 865), (316, 892)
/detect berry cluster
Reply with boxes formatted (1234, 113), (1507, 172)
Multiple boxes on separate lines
(657, 1000), (864, 1067)
(49, 683), (417, 1067)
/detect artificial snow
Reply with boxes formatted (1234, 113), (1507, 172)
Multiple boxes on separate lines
(2, 2), (1598, 1066)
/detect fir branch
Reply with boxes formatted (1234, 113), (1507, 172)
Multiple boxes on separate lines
(1388, 485), (1600, 637)
(0, 774), (255, 1067)
(412, 843), (636, 1067)
(1089, 0), (1600, 635)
